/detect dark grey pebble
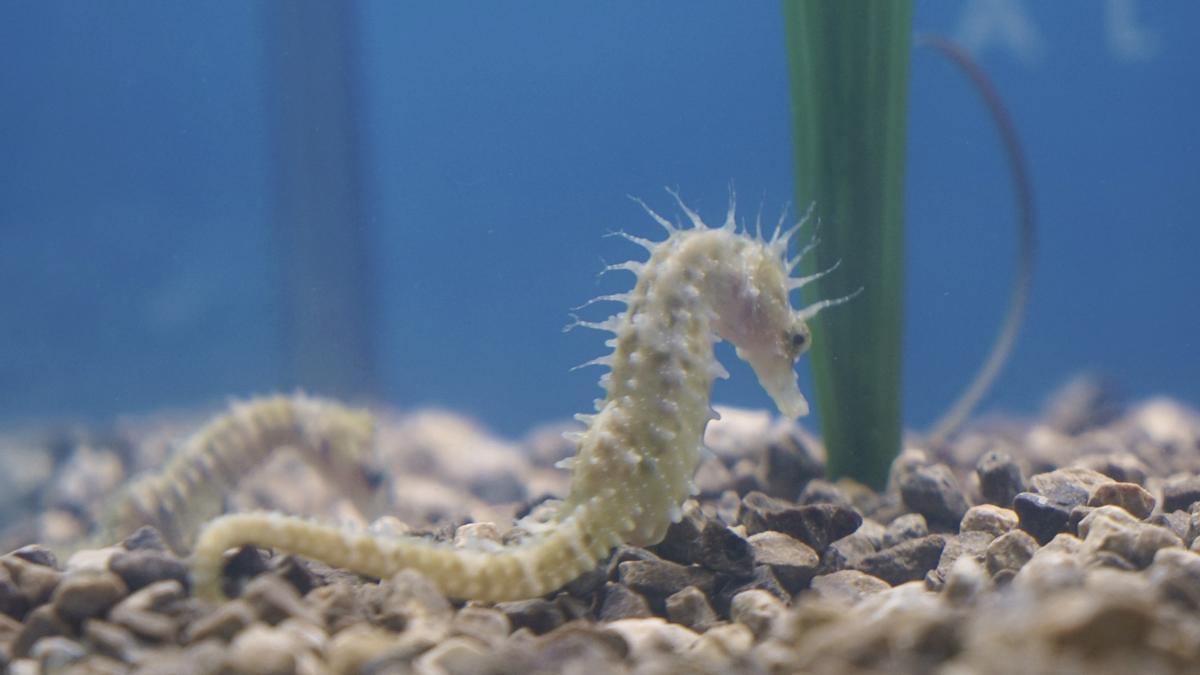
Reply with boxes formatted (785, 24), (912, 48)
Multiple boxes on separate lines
(11, 604), (71, 658)
(494, 598), (565, 635)
(219, 546), (269, 597)
(899, 464), (969, 529)
(740, 491), (862, 552)
(697, 520), (755, 578)
(758, 428), (825, 500)
(1147, 510), (1192, 543)
(797, 479), (855, 510)
(109, 549), (189, 592)
(928, 531), (992, 590)
(714, 564), (790, 614)
(597, 582), (651, 621)
(1076, 453), (1149, 486)
(1149, 548), (1200, 609)
(748, 531), (820, 593)
(665, 585), (718, 631)
(617, 559), (715, 611)
(856, 534), (947, 586)
(1162, 474), (1200, 513)
(820, 532), (876, 574)
(10, 545), (58, 569)
(809, 570), (890, 605)
(976, 450), (1024, 507)
(883, 513), (929, 548)
(1013, 492), (1073, 545)
(269, 555), (321, 597)
(121, 526), (169, 552)
(242, 574), (319, 626)
(604, 546), (661, 581)
(650, 502), (706, 565)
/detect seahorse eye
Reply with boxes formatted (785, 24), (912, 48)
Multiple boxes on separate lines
(790, 332), (807, 348)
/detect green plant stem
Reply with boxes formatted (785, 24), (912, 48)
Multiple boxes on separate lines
(782, 0), (913, 490)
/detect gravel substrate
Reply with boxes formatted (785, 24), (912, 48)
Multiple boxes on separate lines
(3, 378), (1200, 674)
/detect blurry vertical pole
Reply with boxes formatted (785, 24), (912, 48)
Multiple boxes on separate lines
(782, 1), (912, 489)
(261, 2), (377, 398)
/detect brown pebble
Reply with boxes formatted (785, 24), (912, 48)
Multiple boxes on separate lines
(305, 582), (366, 634)
(414, 635), (490, 675)
(11, 604), (71, 658)
(618, 559), (715, 611)
(451, 606), (511, 647)
(598, 582), (652, 621)
(51, 572), (127, 624)
(10, 545), (58, 569)
(748, 531), (820, 593)
(809, 570), (890, 605)
(986, 530), (1039, 577)
(1088, 482), (1157, 520)
(960, 505), (1020, 538)
(228, 623), (298, 675)
(31, 635), (86, 672)
(665, 585), (718, 632)
(82, 619), (140, 663)
(242, 574), (320, 626)
(183, 599), (256, 643)
(729, 589), (785, 640)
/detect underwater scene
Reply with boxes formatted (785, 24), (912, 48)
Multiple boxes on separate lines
(0, 1), (1197, 673)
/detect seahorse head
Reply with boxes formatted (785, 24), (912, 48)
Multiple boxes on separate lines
(629, 192), (857, 421)
(682, 197), (855, 421)
(720, 231), (817, 420)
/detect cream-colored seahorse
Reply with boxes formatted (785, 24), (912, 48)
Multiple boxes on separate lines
(192, 191), (853, 602)
(82, 394), (384, 555)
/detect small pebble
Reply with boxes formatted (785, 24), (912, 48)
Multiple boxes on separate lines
(108, 549), (188, 592)
(228, 623), (298, 675)
(51, 571), (127, 624)
(960, 504), (1019, 538)
(598, 582), (652, 621)
(450, 606), (510, 647)
(883, 513), (929, 548)
(664, 586), (718, 632)
(1087, 482), (1156, 520)
(808, 570), (890, 605)
(976, 450), (1024, 507)
(183, 599), (256, 643)
(494, 598), (565, 635)
(729, 589), (785, 640)
(748, 531), (819, 592)
(856, 535), (947, 586)
(1013, 492), (1073, 545)
(1162, 474), (1200, 513)
(739, 492), (862, 552)
(618, 560), (715, 611)
(985, 530), (1039, 577)
(1029, 467), (1113, 506)
(897, 464), (969, 529)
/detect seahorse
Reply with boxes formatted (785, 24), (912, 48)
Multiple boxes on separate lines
(191, 190), (853, 602)
(83, 394), (384, 555)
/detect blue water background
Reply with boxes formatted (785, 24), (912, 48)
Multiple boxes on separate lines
(1, 2), (1196, 438)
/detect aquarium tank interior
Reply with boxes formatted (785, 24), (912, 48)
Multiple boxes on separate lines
(0, 2), (1197, 673)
